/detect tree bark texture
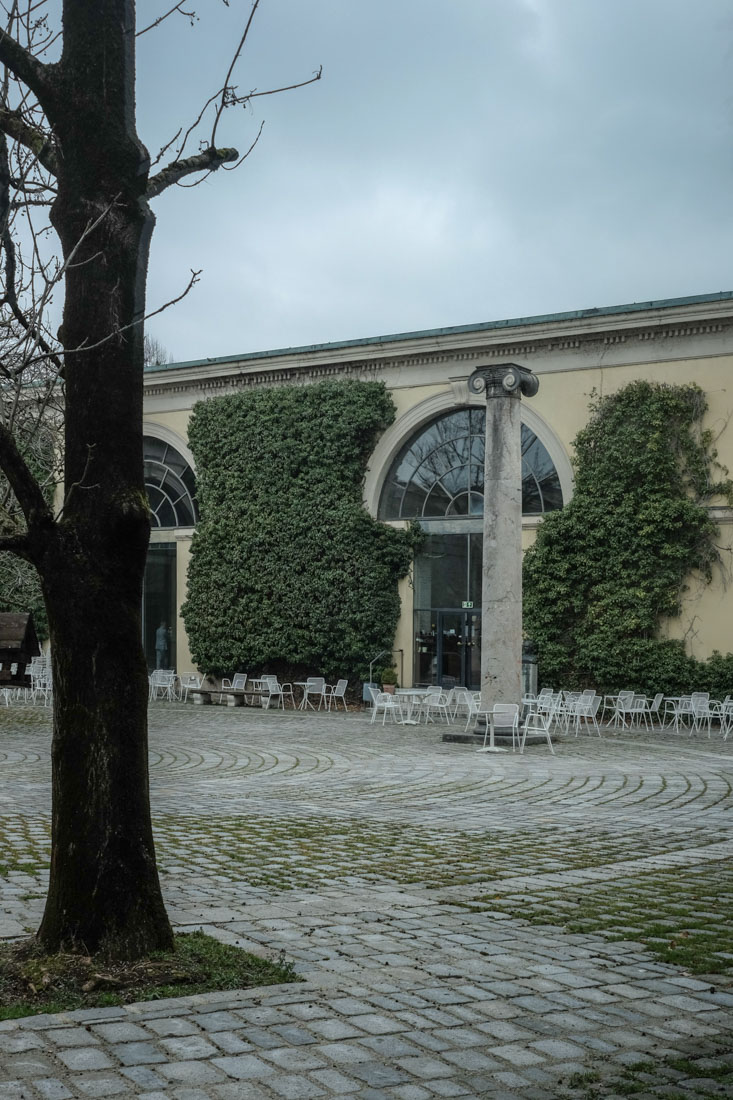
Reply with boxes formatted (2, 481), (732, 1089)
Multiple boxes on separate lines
(28, 0), (173, 957)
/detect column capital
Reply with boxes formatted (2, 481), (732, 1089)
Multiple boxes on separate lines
(468, 362), (539, 400)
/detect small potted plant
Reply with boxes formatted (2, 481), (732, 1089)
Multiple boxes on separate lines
(380, 666), (398, 694)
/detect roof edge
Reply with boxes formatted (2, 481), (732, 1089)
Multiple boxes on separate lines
(145, 290), (733, 374)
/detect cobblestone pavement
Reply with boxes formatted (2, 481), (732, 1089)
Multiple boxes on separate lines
(0, 704), (732, 1099)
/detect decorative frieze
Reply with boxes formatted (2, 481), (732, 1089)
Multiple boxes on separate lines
(144, 311), (733, 403)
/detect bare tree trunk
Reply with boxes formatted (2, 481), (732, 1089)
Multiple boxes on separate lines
(37, 538), (172, 957)
(0, 0), (316, 959)
(31, 0), (173, 958)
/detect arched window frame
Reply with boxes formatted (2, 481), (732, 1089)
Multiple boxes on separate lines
(375, 403), (566, 522)
(143, 433), (198, 529)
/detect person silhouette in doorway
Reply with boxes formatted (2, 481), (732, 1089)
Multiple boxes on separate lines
(155, 621), (169, 669)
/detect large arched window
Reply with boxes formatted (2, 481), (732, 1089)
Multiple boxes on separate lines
(378, 408), (562, 520)
(143, 436), (198, 528)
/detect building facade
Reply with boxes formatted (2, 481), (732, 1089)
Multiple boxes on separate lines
(143, 292), (733, 683)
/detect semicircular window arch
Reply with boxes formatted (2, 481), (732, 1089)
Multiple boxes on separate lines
(378, 408), (563, 520)
(143, 436), (198, 528)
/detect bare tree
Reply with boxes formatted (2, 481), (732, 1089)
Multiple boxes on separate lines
(0, 0), (319, 960)
(143, 334), (173, 367)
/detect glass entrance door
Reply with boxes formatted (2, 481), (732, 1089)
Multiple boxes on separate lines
(143, 544), (176, 672)
(414, 610), (481, 690)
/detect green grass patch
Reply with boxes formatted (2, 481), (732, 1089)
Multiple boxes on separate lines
(0, 930), (300, 1020)
(473, 861), (733, 974)
(152, 813), (729, 892)
(0, 861), (46, 877)
(557, 1055), (733, 1099)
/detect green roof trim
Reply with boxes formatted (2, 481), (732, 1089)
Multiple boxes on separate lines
(144, 290), (733, 374)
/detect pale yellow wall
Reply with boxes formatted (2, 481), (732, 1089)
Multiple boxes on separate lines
(393, 573), (414, 687)
(144, 410), (193, 441)
(380, 353), (733, 667)
(175, 535), (195, 675)
(145, 339), (733, 678)
(532, 355), (733, 490)
(659, 516), (733, 658)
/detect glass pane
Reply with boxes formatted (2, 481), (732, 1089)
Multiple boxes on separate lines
(144, 436), (198, 528)
(521, 466), (542, 514)
(143, 544), (177, 672)
(466, 613), (481, 690)
(539, 475), (563, 511)
(422, 482), (453, 517)
(155, 499), (176, 528)
(414, 534), (468, 607)
(144, 460), (166, 488)
(469, 533), (483, 605)
(439, 612), (463, 687)
(440, 462), (469, 499)
(143, 437), (166, 463)
(164, 449), (188, 478)
(446, 491), (470, 516)
(379, 409), (563, 519)
(146, 485), (165, 526)
(414, 609), (437, 686)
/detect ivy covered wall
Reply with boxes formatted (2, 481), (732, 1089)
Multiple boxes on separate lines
(523, 381), (733, 695)
(182, 380), (419, 679)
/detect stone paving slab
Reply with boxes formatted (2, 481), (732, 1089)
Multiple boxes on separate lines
(0, 705), (731, 1097)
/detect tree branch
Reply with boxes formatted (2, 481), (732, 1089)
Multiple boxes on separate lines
(0, 105), (57, 175)
(0, 26), (54, 111)
(137, 2), (197, 37)
(0, 421), (53, 531)
(0, 532), (31, 560)
(146, 146), (238, 199)
(210, 0), (262, 150)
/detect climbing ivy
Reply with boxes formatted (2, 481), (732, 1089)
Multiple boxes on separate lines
(182, 381), (421, 679)
(523, 381), (733, 694)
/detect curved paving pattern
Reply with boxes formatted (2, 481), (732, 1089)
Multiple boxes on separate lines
(0, 703), (732, 1097)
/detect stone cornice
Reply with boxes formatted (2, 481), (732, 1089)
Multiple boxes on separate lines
(144, 298), (733, 401)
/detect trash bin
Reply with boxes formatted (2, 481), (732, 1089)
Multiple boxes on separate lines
(363, 682), (379, 705)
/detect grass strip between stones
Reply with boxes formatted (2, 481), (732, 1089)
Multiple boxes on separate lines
(0, 930), (300, 1020)
(559, 1054), (733, 1098)
(467, 860), (733, 975)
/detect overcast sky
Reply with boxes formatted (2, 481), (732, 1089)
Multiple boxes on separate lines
(136, 0), (733, 363)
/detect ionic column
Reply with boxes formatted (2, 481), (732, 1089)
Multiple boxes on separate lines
(468, 363), (539, 719)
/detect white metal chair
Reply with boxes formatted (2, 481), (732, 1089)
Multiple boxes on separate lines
(261, 675), (296, 709)
(663, 695), (693, 733)
(643, 692), (664, 728)
(555, 691), (581, 733)
(519, 712), (555, 754)
(370, 691), (403, 724)
(148, 669), (177, 702)
(691, 692), (713, 737)
(323, 678), (348, 711)
(574, 693), (602, 736)
(479, 703), (519, 752)
(450, 687), (474, 721)
(719, 697), (733, 740)
(627, 694), (648, 730)
(221, 672), (247, 692)
(463, 691), (482, 732)
(710, 695), (732, 737)
(301, 676), (326, 710)
(419, 690), (451, 724)
(609, 690), (634, 730)
(178, 673), (202, 702)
